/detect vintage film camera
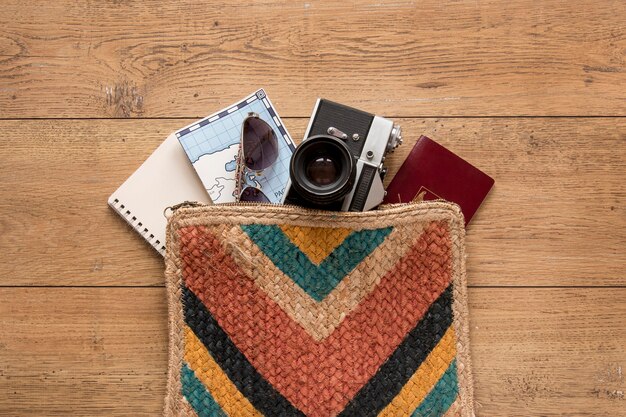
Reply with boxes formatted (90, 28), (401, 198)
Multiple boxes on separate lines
(282, 99), (402, 211)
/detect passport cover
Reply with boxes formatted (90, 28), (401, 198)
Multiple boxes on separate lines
(383, 136), (494, 225)
(164, 202), (475, 417)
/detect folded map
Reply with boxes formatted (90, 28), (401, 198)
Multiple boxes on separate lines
(176, 89), (296, 203)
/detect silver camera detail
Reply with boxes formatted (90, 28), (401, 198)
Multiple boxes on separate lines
(282, 99), (402, 211)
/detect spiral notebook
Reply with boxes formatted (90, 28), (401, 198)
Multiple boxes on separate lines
(108, 132), (212, 256)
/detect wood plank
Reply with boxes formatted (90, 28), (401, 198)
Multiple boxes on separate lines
(0, 118), (624, 286)
(0, 288), (169, 417)
(0, 288), (624, 416)
(0, 0), (625, 118)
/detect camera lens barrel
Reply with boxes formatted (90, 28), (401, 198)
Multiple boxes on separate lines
(289, 135), (356, 205)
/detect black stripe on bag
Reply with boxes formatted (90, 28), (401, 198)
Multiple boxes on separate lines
(338, 285), (453, 417)
(183, 285), (306, 417)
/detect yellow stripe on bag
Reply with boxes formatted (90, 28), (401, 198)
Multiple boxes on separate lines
(184, 326), (263, 417)
(378, 327), (457, 417)
(279, 224), (352, 265)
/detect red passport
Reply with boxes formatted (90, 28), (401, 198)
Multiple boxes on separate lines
(383, 136), (494, 225)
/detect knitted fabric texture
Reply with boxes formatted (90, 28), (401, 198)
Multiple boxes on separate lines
(164, 201), (475, 417)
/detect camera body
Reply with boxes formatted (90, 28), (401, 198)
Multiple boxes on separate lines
(282, 99), (402, 211)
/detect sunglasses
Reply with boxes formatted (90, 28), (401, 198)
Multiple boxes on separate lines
(234, 112), (279, 202)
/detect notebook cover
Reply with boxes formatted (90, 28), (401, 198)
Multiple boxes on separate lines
(108, 132), (211, 256)
(383, 136), (494, 225)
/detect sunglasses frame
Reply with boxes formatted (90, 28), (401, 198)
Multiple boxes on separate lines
(234, 112), (279, 202)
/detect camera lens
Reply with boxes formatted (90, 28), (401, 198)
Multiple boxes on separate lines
(306, 156), (339, 186)
(290, 135), (356, 205)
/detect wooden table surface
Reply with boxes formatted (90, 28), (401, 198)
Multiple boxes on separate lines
(1, 1), (625, 416)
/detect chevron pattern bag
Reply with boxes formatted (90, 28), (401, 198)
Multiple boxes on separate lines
(164, 201), (475, 417)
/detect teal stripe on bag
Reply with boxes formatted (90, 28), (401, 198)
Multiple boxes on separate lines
(181, 363), (227, 417)
(242, 224), (392, 301)
(411, 360), (459, 417)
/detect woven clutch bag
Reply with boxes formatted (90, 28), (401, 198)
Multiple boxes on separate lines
(164, 201), (475, 417)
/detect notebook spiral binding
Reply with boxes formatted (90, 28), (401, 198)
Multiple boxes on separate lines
(108, 197), (166, 256)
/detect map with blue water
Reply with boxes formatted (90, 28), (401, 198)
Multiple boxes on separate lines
(176, 90), (296, 203)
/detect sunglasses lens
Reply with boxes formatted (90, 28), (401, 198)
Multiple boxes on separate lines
(240, 187), (270, 203)
(242, 117), (278, 170)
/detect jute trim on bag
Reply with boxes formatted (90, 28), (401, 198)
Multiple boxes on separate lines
(164, 201), (475, 417)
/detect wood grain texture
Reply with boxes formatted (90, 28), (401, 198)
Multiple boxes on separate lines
(0, 118), (623, 286)
(0, 288), (624, 416)
(1, 0), (625, 118)
(1, 1), (625, 415)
